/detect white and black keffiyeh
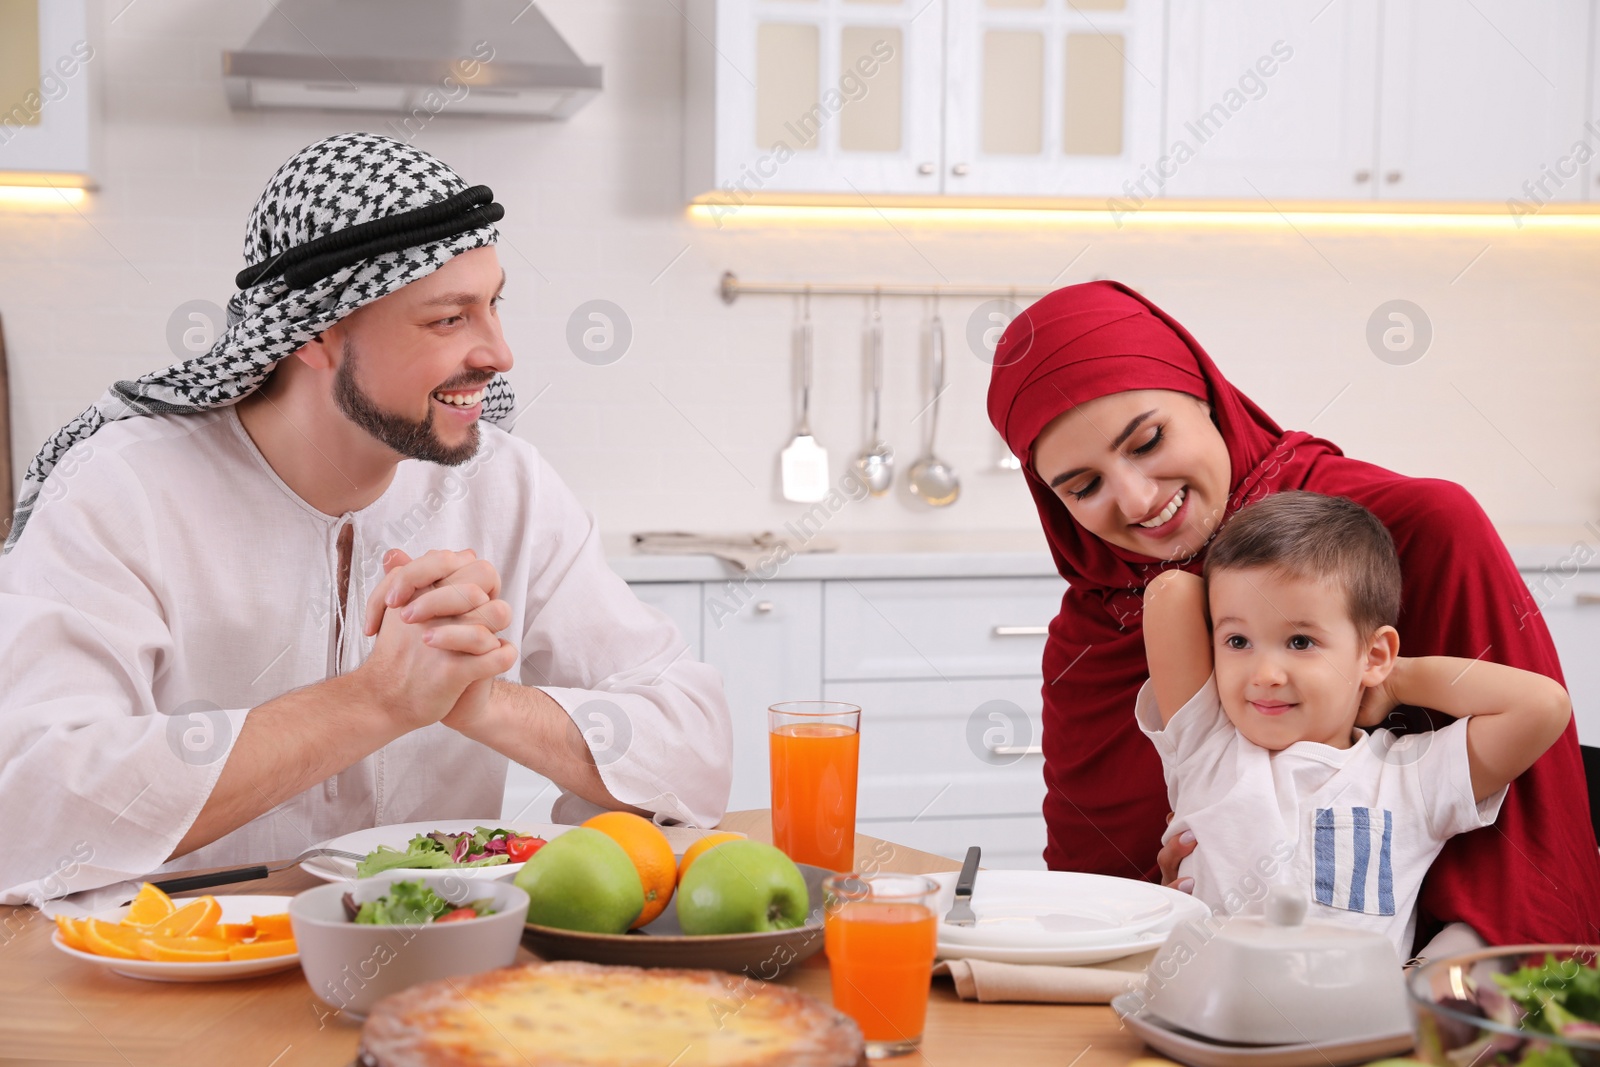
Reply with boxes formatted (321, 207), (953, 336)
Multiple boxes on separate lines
(3, 132), (517, 554)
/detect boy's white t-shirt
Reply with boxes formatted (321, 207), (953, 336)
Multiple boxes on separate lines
(1135, 675), (1506, 955)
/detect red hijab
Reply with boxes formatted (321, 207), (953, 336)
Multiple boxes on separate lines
(989, 281), (1600, 949)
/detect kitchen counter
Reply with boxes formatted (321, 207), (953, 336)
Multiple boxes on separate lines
(606, 526), (1600, 582)
(605, 531), (1058, 582)
(1, 811), (1145, 1066)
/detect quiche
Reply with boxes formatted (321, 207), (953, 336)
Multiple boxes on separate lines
(357, 961), (865, 1067)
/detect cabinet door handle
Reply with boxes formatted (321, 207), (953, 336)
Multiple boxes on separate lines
(755, 601), (775, 614)
(1575, 594), (1600, 606)
(986, 741), (1044, 756)
(918, 161), (935, 175)
(993, 625), (1049, 636)
(1354, 170), (1371, 183)
(951, 163), (970, 177)
(1385, 170), (1402, 184)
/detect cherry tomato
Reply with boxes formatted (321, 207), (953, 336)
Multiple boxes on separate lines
(505, 836), (547, 863)
(436, 908), (479, 923)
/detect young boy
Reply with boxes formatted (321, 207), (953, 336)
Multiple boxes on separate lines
(1139, 490), (1571, 957)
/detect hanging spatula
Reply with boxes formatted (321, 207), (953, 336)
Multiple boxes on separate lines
(781, 294), (830, 502)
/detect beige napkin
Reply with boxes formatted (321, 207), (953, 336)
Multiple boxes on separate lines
(934, 949), (1155, 1004)
(630, 531), (837, 573)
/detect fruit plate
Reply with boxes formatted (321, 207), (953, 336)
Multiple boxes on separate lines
(51, 895), (299, 982)
(521, 863), (830, 978)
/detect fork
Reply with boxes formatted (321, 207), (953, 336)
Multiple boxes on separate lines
(942, 846), (981, 926)
(144, 847), (365, 896)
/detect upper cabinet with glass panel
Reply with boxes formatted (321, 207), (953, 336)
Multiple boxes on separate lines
(684, 0), (1163, 201)
(687, 0), (1600, 205)
(684, 0), (946, 201)
(942, 0), (1166, 196)
(0, 0), (95, 187)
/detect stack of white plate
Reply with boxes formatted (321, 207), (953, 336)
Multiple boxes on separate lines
(927, 870), (1212, 966)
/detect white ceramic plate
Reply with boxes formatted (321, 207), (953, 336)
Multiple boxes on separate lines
(301, 821), (734, 883)
(52, 895), (299, 982)
(1111, 992), (1415, 1067)
(300, 821), (574, 883)
(928, 870), (1212, 964)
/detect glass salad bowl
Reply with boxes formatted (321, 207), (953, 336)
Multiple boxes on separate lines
(1407, 944), (1600, 1066)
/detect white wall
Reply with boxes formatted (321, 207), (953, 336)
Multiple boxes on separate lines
(2, 0), (1598, 546)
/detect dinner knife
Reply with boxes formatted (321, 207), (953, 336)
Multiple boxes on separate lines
(116, 848), (364, 903)
(942, 845), (980, 926)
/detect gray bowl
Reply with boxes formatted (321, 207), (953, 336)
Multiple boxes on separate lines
(290, 872), (528, 1019)
(520, 862), (829, 978)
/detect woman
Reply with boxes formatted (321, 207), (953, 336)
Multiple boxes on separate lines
(987, 280), (1600, 951)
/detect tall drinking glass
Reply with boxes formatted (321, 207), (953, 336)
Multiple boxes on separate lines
(768, 701), (860, 872)
(823, 873), (940, 1059)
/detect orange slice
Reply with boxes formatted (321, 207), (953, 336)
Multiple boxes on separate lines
(136, 936), (230, 963)
(54, 915), (88, 952)
(122, 882), (176, 927)
(249, 913), (291, 940)
(148, 896), (222, 939)
(83, 918), (145, 959)
(225, 937), (297, 961)
(216, 923), (256, 943)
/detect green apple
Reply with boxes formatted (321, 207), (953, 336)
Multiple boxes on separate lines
(513, 827), (644, 934)
(676, 840), (812, 935)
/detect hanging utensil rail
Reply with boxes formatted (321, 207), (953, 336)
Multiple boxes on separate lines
(720, 271), (1055, 305)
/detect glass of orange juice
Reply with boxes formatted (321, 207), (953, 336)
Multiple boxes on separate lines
(823, 873), (940, 1059)
(768, 701), (860, 872)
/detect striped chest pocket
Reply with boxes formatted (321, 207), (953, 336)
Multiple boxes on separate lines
(1312, 807), (1395, 916)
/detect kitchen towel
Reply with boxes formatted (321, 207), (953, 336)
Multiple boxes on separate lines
(630, 531), (837, 573)
(934, 950), (1154, 1004)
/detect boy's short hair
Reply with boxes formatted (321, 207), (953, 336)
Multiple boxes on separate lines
(1203, 490), (1401, 636)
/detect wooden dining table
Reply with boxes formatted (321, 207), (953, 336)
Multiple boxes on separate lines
(0, 810), (1152, 1067)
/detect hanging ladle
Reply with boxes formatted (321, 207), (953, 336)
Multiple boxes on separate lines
(908, 304), (961, 507)
(853, 292), (894, 497)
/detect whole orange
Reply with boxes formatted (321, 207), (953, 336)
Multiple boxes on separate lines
(581, 812), (677, 929)
(676, 832), (743, 887)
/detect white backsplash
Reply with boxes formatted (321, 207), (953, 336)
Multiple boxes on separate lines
(2, 0), (1597, 547)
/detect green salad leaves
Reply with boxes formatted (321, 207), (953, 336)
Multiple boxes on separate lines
(1493, 954), (1600, 1040)
(355, 826), (521, 878)
(351, 880), (496, 926)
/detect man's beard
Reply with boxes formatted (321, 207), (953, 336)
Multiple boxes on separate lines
(332, 337), (482, 466)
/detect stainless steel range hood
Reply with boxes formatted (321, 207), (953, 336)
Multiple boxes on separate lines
(223, 0), (601, 121)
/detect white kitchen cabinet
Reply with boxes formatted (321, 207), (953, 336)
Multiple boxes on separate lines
(0, 0), (95, 185)
(821, 677), (1047, 820)
(618, 571), (1056, 865)
(942, 0), (1167, 197)
(1521, 568), (1600, 747)
(701, 580), (825, 813)
(1162, 0), (1379, 202)
(684, 0), (947, 199)
(1377, 0), (1592, 204)
(823, 576), (1057, 679)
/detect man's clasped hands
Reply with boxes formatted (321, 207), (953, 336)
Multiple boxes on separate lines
(357, 547), (518, 737)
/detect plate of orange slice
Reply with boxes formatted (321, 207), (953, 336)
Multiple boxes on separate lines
(51, 882), (299, 982)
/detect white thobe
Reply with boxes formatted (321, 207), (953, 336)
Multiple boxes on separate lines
(0, 406), (732, 905)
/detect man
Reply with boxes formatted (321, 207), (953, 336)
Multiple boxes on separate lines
(0, 133), (731, 905)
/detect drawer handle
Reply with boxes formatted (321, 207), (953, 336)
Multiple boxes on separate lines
(1576, 594), (1600, 606)
(993, 625), (1049, 637)
(985, 741), (1044, 757)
